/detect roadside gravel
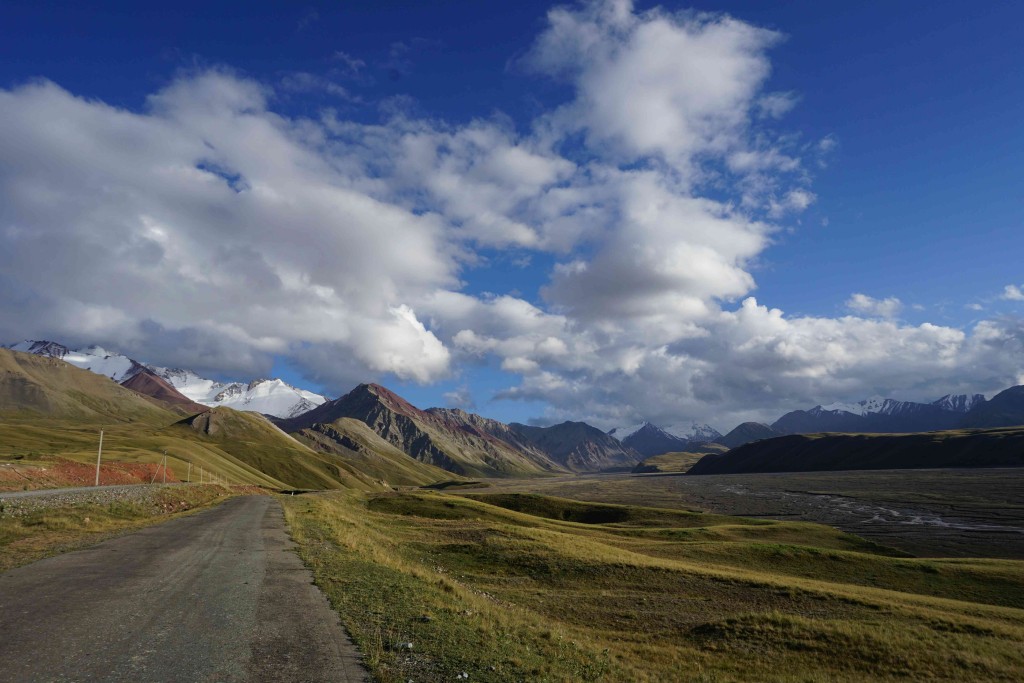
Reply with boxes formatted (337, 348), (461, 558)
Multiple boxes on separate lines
(0, 484), (191, 517)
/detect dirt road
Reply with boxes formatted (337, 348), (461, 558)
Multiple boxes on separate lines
(0, 495), (367, 682)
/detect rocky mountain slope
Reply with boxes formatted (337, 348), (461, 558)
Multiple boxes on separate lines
(280, 383), (640, 475)
(510, 421), (640, 471)
(293, 416), (457, 487)
(120, 368), (208, 414)
(280, 383), (565, 477)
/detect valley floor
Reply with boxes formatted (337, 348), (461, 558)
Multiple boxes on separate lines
(457, 468), (1024, 560)
(285, 484), (1024, 682)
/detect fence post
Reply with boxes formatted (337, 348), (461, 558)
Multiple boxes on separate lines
(94, 429), (104, 486)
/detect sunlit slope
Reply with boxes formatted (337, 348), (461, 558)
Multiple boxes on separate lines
(0, 349), (385, 490)
(632, 451), (708, 473)
(0, 348), (175, 424)
(174, 408), (387, 490)
(282, 383), (565, 477)
(294, 416), (454, 487)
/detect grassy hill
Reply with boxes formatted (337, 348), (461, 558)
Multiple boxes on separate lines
(0, 348), (413, 491)
(0, 348), (175, 423)
(285, 489), (1024, 681)
(689, 426), (1024, 475)
(632, 451), (709, 473)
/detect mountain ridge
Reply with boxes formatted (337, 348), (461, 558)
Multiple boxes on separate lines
(6, 339), (327, 418)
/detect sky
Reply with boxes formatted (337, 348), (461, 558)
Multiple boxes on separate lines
(1, 0), (1022, 431)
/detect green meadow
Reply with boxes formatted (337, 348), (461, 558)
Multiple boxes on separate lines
(285, 489), (1024, 682)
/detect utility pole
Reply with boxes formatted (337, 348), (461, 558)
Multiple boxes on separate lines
(94, 429), (104, 486)
(162, 451), (167, 484)
(187, 461), (192, 483)
(199, 466), (203, 484)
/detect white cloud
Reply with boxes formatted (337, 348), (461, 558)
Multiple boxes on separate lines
(846, 293), (903, 319)
(527, 1), (780, 170)
(1, 2), (1021, 428)
(0, 72), (455, 384)
(1002, 284), (1024, 301)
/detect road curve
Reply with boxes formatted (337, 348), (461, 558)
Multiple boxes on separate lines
(0, 495), (368, 682)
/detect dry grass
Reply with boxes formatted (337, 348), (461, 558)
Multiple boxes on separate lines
(285, 490), (1024, 682)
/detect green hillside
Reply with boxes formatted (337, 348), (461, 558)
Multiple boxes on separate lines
(0, 348), (398, 491)
(632, 451), (708, 473)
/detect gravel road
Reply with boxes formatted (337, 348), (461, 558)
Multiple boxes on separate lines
(0, 495), (368, 682)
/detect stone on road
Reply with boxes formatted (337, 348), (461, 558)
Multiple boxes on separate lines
(0, 495), (368, 682)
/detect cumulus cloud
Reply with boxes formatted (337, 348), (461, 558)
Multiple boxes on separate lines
(1002, 285), (1024, 301)
(846, 293), (903, 319)
(1, 1), (1021, 428)
(0, 71), (454, 384)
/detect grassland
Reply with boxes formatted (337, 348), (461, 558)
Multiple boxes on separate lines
(285, 489), (1024, 682)
(632, 451), (707, 473)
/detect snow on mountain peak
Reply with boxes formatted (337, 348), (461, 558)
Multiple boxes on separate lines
(153, 368), (328, 418)
(607, 422), (651, 441)
(8, 340), (71, 358)
(932, 393), (986, 413)
(668, 422), (723, 443)
(7, 338), (327, 419)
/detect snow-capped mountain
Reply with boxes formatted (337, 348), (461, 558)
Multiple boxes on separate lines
(668, 422), (723, 443)
(150, 368), (326, 419)
(7, 340), (328, 419)
(607, 422), (648, 441)
(608, 421), (723, 458)
(932, 393), (986, 413)
(7, 340), (145, 382)
(773, 392), (992, 435)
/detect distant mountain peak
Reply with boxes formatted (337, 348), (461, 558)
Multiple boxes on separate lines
(607, 421), (652, 441)
(932, 393), (986, 413)
(8, 340), (71, 358)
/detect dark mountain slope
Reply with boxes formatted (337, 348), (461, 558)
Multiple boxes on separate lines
(510, 421), (640, 472)
(963, 386), (1024, 428)
(716, 422), (781, 449)
(618, 423), (690, 458)
(688, 427), (1024, 475)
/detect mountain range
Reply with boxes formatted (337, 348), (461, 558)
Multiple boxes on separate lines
(771, 392), (995, 435)
(7, 339), (1024, 475)
(607, 422), (723, 458)
(280, 383), (639, 476)
(6, 340), (327, 418)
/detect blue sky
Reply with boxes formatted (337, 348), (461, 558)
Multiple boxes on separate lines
(1, 1), (1022, 429)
